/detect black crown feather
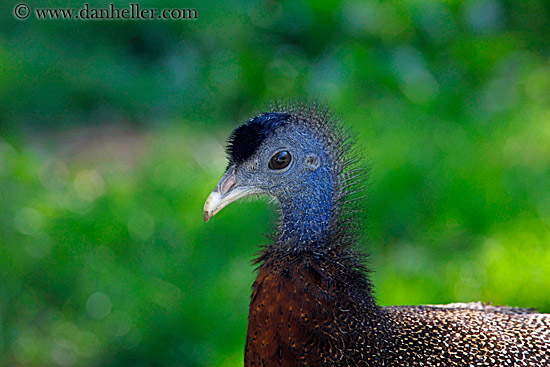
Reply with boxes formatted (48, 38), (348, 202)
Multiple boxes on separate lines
(226, 112), (291, 165)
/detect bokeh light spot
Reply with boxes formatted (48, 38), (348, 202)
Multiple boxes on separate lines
(14, 208), (44, 235)
(86, 292), (112, 320)
(73, 169), (105, 201)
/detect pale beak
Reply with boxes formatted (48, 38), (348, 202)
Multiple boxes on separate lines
(203, 166), (257, 222)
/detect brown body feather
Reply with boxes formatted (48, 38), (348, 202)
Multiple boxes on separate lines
(245, 246), (550, 366)
(245, 248), (389, 366)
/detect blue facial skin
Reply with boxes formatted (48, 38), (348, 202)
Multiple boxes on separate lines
(277, 149), (335, 247)
(279, 169), (334, 246)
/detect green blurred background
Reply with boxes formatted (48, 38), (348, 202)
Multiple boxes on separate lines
(1, 0), (550, 366)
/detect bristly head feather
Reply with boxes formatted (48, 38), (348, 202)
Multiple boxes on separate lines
(269, 101), (367, 245)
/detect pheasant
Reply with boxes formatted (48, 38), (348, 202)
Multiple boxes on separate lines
(203, 103), (550, 366)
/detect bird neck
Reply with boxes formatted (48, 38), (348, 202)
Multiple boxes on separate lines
(278, 166), (336, 247)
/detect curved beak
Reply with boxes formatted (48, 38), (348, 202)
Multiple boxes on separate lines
(203, 166), (257, 222)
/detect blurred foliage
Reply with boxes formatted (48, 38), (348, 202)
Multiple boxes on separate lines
(1, 0), (550, 366)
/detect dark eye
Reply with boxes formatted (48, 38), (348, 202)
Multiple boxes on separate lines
(268, 150), (291, 170)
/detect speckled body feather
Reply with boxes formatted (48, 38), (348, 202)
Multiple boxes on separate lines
(246, 250), (550, 366)
(209, 103), (550, 367)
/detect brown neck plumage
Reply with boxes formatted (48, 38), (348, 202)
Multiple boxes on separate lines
(245, 242), (392, 366)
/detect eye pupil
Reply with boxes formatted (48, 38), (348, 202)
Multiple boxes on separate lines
(269, 150), (291, 170)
